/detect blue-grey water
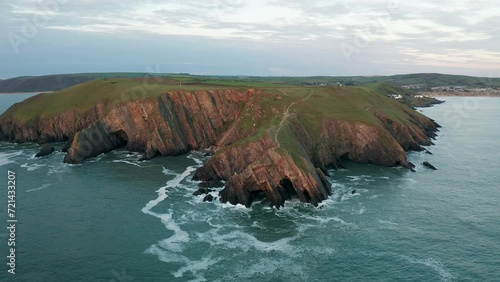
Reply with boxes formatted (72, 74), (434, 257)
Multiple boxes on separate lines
(0, 95), (499, 281)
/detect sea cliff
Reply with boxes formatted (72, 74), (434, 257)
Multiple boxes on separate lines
(0, 79), (439, 208)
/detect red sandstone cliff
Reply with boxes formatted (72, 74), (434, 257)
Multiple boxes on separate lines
(0, 87), (439, 208)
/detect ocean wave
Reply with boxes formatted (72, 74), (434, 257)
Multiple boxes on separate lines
(141, 152), (377, 280)
(405, 178), (418, 183)
(223, 256), (307, 282)
(156, 213), (190, 253)
(21, 163), (47, 171)
(142, 153), (207, 277)
(111, 160), (143, 167)
(172, 256), (221, 280)
(162, 166), (176, 176)
(378, 219), (399, 230)
(0, 158), (14, 167)
(0, 151), (24, 167)
(86, 153), (106, 163)
(301, 213), (351, 225)
(200, 228), (298, 255)
(26, 183), (51, 193)
(401, 255), (454, 281)
(346, 175), (373, 182)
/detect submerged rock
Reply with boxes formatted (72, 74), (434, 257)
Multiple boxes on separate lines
(203, 194), (214, 202)
(35, 144), (54, 158)
(193, 188), (215, 196)
(423, 161), (437, 170)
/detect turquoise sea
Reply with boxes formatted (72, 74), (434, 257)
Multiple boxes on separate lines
(0, 95), (499, 281)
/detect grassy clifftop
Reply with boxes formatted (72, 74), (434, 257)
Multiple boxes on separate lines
(4, 78), (282, 122)
(3, 78), (432, 123)
(0, 79), (439, 207)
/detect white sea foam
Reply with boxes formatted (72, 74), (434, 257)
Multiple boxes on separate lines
(347, 176), (362, 182)
(173, 256), (221, 280)
(156, 213), (190, 253)
(21, 163), (46, 171)
(378, 219), (399, 230)
(0, 158), (13, 167)
(401, 255), (454, 281)
(202, 229), (297, 254)
(112, 160), (142, 167)
(86, 153), (106, 163)
(144, 244), (188, 264)
(405, 178), (418, 183)
(162, 166), (176, 175)
(297, 212), (350, 226)
(378, 219), (398, 225)
(142, 161), (199, 215)
(220, 203), (248, 210)
(26, 183), (51, 193)
(357, 206), (366, 215)
(0, 151), (24, 167)
(142, 153), (210, 278)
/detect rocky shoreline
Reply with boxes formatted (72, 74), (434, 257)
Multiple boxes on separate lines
(0, 81), (440, 208)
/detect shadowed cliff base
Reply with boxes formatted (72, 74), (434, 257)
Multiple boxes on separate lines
(0, 79), (439, 208)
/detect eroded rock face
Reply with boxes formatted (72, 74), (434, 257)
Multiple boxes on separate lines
(35, 144), (55, 158)
(192, 111), (438, 208)
(0, 103), (104, 143)
(0, 87), (439, 208)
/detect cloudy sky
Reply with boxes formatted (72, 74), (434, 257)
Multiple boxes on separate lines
(1, 0), (499, 78)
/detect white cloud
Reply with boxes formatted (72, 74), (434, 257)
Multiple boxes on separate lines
(2, 0), (499, 75)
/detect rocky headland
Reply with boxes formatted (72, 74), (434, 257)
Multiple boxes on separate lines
(0, 79), (439, 208)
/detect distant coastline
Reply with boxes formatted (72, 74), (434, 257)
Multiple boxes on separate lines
(421, 91), (500, 97)
(1, 72), (498, 94)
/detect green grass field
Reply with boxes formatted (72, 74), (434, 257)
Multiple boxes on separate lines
(1, 72), (499, 94)
(6, 77), (296, 122)
(3, 77), (426, 125)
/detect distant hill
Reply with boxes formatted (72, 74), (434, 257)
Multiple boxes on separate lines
(1, 73), (498, 93)
(0, 73), (179, 93)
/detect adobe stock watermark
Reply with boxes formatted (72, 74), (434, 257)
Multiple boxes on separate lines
(440, 74), (494, 129)
(339, 1), (401, 63)
(214, 0), (245, 21)
(430, 74), (495, 158)
(110, 268), (134, 282)
(7, 0), (63, 54)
